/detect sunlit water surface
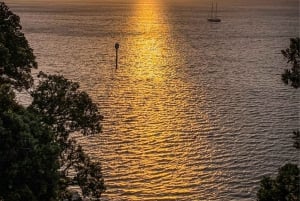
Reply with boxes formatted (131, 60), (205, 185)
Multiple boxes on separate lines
(8, 0), (299, 200)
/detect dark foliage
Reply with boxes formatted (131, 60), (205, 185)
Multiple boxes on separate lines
(0, 84), (60, 201)
(60, 141), (105, 200)
(257, 164), (300, 201)
(29, 72), (105, 200)
(0, 2), (37, 89)
(281, 38), (300, 88)
(292, 130), (300, 149)
(281, 37), (300, 155)
(29, 72), (102, 143)
(0, 2), (105, 200)
(257, 38), (300, 201)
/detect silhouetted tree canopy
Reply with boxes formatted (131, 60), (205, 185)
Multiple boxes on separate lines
(257, 164), (299, 201)
(0, 2), (105, 200)
(29, 72), (105, 200)
(29, 72), (102, 142)
(292, 130), (300, 149)
(257, 38), (300, 201)
(281, 37), (300, 88)
(281, 38), (300, 151)
(0, 2), (37, 89)
(0, 84), (60, 201)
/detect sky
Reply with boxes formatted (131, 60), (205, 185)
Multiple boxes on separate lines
(4, 0), (299, 11)
(5, 0), (299, 4)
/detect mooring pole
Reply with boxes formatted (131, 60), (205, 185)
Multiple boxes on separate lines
(115, 42), (119, 69)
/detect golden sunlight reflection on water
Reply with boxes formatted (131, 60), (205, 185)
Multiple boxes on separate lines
(95, 1), (216, 200)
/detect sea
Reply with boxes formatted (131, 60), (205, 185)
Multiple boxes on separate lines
(6, 0), (299, 200)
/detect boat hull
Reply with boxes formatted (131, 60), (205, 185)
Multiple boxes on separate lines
(207, 18), (221, 22)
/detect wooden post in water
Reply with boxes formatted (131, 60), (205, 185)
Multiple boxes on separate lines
(115, 42), (119, 69)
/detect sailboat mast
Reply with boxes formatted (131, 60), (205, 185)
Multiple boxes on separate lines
(211, 2), (214, 18)
(215, 2), (218, 18)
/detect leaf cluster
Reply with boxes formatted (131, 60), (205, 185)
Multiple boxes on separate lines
(292, 130), (300, 149)
(0, 85), (60, 201)
(29, 72), (103, 143)
(0, 2), (37, 89)
(281, 38), (300, 88)
(257, 164), (300, 201)
(258, 38), (300, 201)
(28, 72), (105, 200)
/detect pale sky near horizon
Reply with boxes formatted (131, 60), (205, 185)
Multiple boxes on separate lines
(4, 0), (300, 10)
(5, 0), (299, 4)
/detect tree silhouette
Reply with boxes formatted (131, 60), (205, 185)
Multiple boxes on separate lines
(257, 38), (300, 201)
(0, 84), (60, 201)
(0, 2), (105, 200)
(0, 2), (37, 89)
(257, 164), (299, 201)
(29, 72), (105, 200)
(281, 37), (300, 88)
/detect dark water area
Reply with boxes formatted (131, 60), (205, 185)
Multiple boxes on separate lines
(6, 0), (299, 200)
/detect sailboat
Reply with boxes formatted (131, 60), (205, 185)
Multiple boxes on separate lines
(207, 1), (221, 22)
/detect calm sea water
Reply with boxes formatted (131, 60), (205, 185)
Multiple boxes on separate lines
(8, 0), (299, 200)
